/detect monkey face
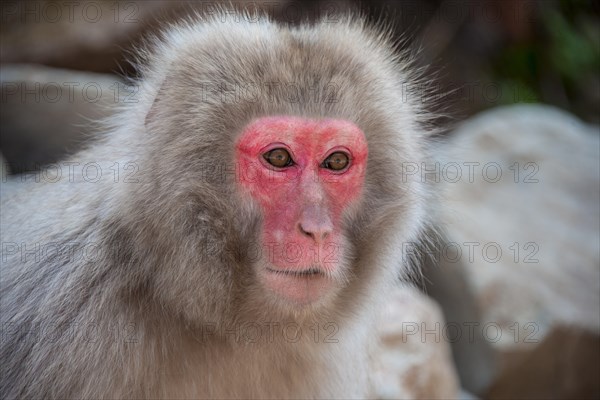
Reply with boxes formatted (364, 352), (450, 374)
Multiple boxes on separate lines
(236, 116), (368, 305)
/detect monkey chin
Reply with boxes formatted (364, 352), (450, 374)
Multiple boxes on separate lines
(260, 266), (335, 307)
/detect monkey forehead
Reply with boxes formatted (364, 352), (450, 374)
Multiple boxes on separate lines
(236, 116), (368, 159)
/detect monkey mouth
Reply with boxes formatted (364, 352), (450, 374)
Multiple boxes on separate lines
(262, 266), (332, 305)
(265, 267), (324, 277)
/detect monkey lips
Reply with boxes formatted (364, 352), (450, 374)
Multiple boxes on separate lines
(261, 266), (332, 305)
(236, 116), (368, 305)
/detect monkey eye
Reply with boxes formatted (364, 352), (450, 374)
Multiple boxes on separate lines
(263, 148), (294, 168)
(322, 151), (350, 171)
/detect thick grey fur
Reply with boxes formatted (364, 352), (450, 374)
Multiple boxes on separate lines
(1, 11), (432, 399)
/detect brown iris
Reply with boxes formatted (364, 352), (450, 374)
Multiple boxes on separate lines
(323, 152), (349, 171)
(263, 148), (293, 168)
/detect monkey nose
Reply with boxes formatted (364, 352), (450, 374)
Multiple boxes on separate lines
(298, 209), (333, 244)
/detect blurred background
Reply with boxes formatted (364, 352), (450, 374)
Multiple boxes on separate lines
(1, 0), (599, 171)
(1, 1), (598, 399)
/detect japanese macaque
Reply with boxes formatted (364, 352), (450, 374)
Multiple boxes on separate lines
(0, 11), (432, 399)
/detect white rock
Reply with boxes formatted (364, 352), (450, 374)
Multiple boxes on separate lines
(432, 104), (600, 397)
(371, 285), (460, 399)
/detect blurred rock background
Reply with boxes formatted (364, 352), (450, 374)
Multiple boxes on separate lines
(1, 0), (598, 168)
(1, 1), (598, 399)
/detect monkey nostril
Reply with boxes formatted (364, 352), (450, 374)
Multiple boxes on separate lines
(299, 224), (314, 239)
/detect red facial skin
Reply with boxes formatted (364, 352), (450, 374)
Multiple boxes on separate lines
(236, 116), (368, 305)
